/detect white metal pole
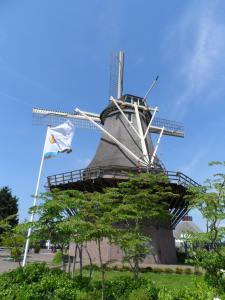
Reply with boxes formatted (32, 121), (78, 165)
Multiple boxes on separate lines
(150, 127), (164, 166)
(22, 127), (48, 267)
(117, 51), (124, 99)
(111, 98), (141, 139)
(143, 76), (159, 101)
(75, 108), (147, 166)
(143, 106), (158, 139)
(134, 103), (149, 164)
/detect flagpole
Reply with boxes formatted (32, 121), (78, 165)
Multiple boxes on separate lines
(22, 127), (48, 267)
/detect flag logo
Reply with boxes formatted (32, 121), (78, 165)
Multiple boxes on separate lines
(44, 121), (74, 159)
(49, 134), (56, 144)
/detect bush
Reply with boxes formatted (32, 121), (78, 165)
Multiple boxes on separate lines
(194, 270), (203, 276)
(0, 263), (223, 300)
(158, 282), (221, 300)
(141, 266), (153, 273)
(128, 288), (150, 300)
(184, 267), (193, 275)
(164, 268), (174, 274)
(34, 244), (41, 254)
(93, 276), (152, 300)
(152, 267), (164, 273)
(0, 263), (77, 300)
(10, 247), (22, 261)
(52, 251), (63, 265)
(175, 267), (183, 274)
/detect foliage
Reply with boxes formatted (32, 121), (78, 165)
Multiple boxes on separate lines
(175, 267), (183, 274)
(52, 251), (63, 265)
(1, 225), (25, 266)
(157, 282), (222, 300)
(0, 263), (224, 300)
(0, 186), (18, 228)
(186, 161), (225, 292)
(33, 243), (41, 253)
(109, 173), (178, 279)
(93, 276), (152, 300)
(31, 173), (178, 298)
(0, 263), (77, 300)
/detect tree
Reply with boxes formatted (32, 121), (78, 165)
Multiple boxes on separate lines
(31, 172), (179, 299)
(0, 187), (18, 228)
(186, 161), (225, 292)
(1, 224), (26, 267)
(109, 172), (178, 279)
(31, 190), (82, 271)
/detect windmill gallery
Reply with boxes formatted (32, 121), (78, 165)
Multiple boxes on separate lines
(31, 52), (199, 264)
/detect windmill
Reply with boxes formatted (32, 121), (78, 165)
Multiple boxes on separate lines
(32, 51), (198, 264)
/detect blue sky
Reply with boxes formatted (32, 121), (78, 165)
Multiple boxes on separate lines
(1, 0), (225, 230)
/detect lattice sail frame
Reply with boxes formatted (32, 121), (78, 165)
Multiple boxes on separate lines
(32, 107), (184, 137)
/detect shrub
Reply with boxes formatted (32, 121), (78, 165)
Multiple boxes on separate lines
(175, 267), (183, 274)
(194, 270), (203, 276)
(10, 247), (22, 261)
(141, 266), (153, 273)
(164, 268), (174, 274)
(34, 243), (41, 254)
(93, 276), (150, 300)
(184, 267), (193, 275)
(152, 267), (164, 273)
(128, 288), (150, 300)
(83, 264), (100, 271)
(158, 282), (221, 300)
(52, 251), (63, 265)
(0, 263), (77, 300)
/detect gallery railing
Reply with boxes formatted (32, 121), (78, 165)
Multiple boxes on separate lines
(47, 166), (199, 189)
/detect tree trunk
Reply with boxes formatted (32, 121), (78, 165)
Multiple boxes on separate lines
(84, 245), (93, 281)
(68, 254), (71, 275)
(97, 239), (105, 300)
(61, 245), (66, 271)
(72, 245), (78, 279)
(79, 245), (83, 278)
(133, 256), (139, 280)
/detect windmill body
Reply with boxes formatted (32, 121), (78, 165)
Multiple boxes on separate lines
(88, 94), (161, 171)
(32, 51), (198, 264)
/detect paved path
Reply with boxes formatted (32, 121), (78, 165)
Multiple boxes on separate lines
(0, 247), (54, 273)
(0, 247), (195, 274)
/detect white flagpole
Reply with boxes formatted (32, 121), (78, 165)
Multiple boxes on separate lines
(22, 127), (49, 267)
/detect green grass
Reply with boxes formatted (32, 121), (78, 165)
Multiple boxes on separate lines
(82, 269), (203, 290)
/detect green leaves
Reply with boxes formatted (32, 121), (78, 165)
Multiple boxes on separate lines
(31, 172), (179, 284)
(185, 161), (225, 292)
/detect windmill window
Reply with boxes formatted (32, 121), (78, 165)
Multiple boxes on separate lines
(139, 99), (145, 106)
(127, 112), (133, 123)
(125, 96), (132, 103)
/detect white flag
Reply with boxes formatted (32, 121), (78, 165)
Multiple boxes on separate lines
(44, 121), (74, 159)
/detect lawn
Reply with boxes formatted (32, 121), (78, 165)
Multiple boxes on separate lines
(83, 269), (203, 290)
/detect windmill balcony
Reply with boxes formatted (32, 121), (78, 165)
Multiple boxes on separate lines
(46, 166), (199, 228)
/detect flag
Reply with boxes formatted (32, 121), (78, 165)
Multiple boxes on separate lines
(44, 121), (74, 159)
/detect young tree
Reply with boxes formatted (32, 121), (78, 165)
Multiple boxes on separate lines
(32, 189), (118, 299)
(187, 161), (225, 291)
(31, 172), (179, 299)
(108, 172), (178, 279)
(1, 224), (26, 267)
(32, 189), (85, 271)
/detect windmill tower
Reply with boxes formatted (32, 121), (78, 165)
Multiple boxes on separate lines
(33, 51), (199, 264)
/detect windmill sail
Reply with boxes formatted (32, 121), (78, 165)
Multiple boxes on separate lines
(32, 108), (184, 137)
